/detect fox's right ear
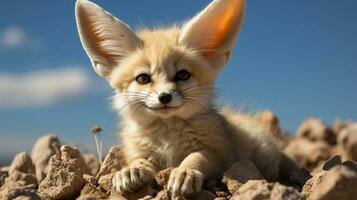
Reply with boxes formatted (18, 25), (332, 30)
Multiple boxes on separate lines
(75, 0), (141, 78)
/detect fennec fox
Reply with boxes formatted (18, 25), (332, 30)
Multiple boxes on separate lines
(75, 0), (307, 197)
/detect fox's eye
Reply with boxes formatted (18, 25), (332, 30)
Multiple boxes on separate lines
(175, 70), (191, 81)
(136, 74), (151, 84)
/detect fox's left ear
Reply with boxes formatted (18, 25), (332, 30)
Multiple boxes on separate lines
(179, 0), (245, 70)
(75, 0), (141, 78)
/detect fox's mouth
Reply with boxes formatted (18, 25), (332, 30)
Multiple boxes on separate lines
(146, 105), (181, 114)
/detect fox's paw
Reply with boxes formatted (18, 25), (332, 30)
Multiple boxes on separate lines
(167, 168), (204, 197)
(112, 166), (154, 193)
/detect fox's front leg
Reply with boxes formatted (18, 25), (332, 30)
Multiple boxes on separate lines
(112, 157), (157, 193)
(168, 150), (222, 197)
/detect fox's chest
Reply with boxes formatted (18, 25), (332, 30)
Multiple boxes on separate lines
(150, 126), (203, 168)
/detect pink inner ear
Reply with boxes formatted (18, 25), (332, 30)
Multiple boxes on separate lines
(199, 2), (245, 60)
(80, 13), (118, 67)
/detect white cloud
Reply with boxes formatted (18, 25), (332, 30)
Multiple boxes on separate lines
(0, 67), (92, 108)
(0, 26), (41, 49)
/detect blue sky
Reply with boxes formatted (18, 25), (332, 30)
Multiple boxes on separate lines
(0, 0), (356, 164)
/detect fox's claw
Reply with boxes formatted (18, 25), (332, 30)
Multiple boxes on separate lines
(112, 166), (154, 193)
(167, 168), (204, 197)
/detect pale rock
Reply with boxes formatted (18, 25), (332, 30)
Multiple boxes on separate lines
(39, 145), (87, 200)
(0, 184), (40, 200)
(77, 194), (97, 200)
(222, 160), (264, 194)
(121, 185), (155, 200)
(309, 166), (357, 200)
(109, 191), (129, 200)
(338, 124), (357, 161)
(5, 170), (37, 186)
(83, 174), (97, 185)
(284, 138), (330, 170)
(1, 152), (37, 194)
(301, 170), (327, 199)
(231, 180), (302, 200)
(97, 146), (125, 191)
(138, 195), (154, 200)
(98, 173), (114, 192)
(0, 171), (8, 187)
(97, 146), (125, 179)
(8, 152), (35, 176)
(296, 118), (335, 144)
(31, 134), (61, 182)
(79, 183), (108, 199)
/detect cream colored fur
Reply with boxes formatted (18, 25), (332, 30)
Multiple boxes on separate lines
(75, 0), (296, 197)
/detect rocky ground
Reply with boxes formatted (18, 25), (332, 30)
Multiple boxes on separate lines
(0, 111), (356, 200)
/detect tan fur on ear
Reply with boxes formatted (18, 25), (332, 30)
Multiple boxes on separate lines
(75, 0), (142, 77)
(179, 0), (245, 69)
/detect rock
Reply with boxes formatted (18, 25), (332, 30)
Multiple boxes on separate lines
(231, 180), (270, 200)
(155, 168), (173, 189)
(0, 171), (8, 187)
(304, 165), (357, 200)
(13, 196), (32, 200)
(121, 185), (155, 200)
(138, 195), (153, 200)
(109, 191), (129, 200)
(8, 152), (35, 176)
(332, 120), (349, 135)
(301, 170), (326, 199)
(79, 183), (108, 199)
(0, 184), (40, 200)
(2, 152), (37, 189)
(0, 166), (8, 172)
(222, 160), (264, 194)
(215, 191), (229, 198)
(98, 173), (114, 192)
(338, 124), (357, 161)
(97, 146), (125, 192)
(214, 198), (228, 200)
(83, 174), (97, 185)
(231, 180), (302, 200)
(152, 189), (170, 200)
(270, 183), (302, 200)
(77, 194), (97, 200)
(195, 190), (216, 200)
(322, 155), (342, 171)
(296, 118), (336, 145)
(97, 146), (125, 179)
(327, 145), (346, 161)
(342, 160), (357, 172)
(7, 185), (41, 200)
(31, 134), (61, 182)
(284, 138), (330, 170)
(5, 170), (37, 186)
(39, 145), (87, 200)
(83, 153), (101, 176)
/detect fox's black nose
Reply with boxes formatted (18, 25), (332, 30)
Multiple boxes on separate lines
(158, 92), (172, 104)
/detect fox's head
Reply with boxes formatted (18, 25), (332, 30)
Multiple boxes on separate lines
(75, 0), (245, 120)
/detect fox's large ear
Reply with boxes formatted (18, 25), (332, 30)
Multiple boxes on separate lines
(179, 0), (245, 69)
(75, 0), (141, 78)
